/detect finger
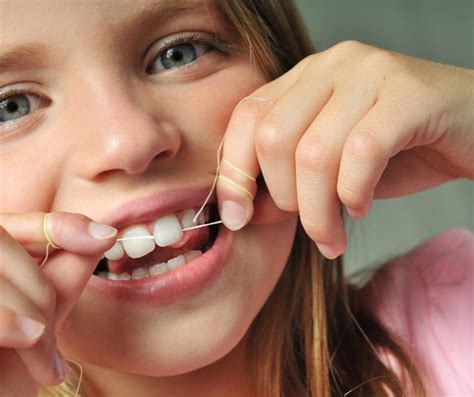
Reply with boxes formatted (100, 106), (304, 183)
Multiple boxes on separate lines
(255, 77), (333, 213)
(0, 212), (117, 257)
(338, 94), (425, 219)
(296, 91), (374, 258)
(216, 62), (305, 231)
(0, 278), (62, 385)
(0, 304), (45, 349)
(0, 227), (56, 320)
(216, 96), (274, 230)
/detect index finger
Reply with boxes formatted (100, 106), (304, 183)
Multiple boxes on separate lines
(216, 64), (304, 231)
(0, 212), (117, 257)
(216, 97), (274, 230)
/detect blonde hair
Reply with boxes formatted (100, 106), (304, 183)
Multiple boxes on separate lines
(41, 1), (427, 396)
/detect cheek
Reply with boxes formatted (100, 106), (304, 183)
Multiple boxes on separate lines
(160, 63), (267, 143)
(0, 143), (59, 213)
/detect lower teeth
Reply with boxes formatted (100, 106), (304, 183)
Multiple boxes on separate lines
(96, 249), (204, 281)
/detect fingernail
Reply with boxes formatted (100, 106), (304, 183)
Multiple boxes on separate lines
(316, 243), (339, 260)
(345, 206), (364, 220)
(53, 351), (68, 381)
(220, 201), (248, 231)
(88, 222), (118, 240)
(15, 314), (45, 340)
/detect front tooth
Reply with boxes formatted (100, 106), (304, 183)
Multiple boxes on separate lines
(181, 208), (197, 228)
(122, 226), (155, 258)
(104, 241), (125, 261)
(184, 250), (203, 262)
(153, 215), (183, 247)
(149, 262), (169, 276)
(132, 267), (149, 279)
(167, 254), (186, 269)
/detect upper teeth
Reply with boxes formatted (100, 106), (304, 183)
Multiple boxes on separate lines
(121, 226), (155, 259)
(103, 206), (209, 261)
(153, 215), (183, 247)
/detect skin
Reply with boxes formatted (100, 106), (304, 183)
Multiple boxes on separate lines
(0, 1), (472, 397)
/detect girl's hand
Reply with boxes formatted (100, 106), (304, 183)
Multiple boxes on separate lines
(0, 212), (116, 396)
(216, 41), (474, 259)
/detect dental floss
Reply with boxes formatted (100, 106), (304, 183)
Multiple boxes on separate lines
(39, 245), (52, 268)
(39, 213), (58, 268)
(115, 220), (224, 242)
(217, 175), (254, 200)
(64, 358), (83, 397)
(182, 220), (223, 231)
(43, 213), (60, 249)
(222, 157), (256, 181)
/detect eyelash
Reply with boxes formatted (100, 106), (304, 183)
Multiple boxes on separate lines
(145, 31), (239, 74)
(0, 87), (46, 109)
(0, 87), (48, 133)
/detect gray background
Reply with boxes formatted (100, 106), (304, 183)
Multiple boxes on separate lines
(294, 0), (473, 278)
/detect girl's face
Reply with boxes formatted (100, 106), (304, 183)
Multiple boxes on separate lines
(1, 0), (297, 389)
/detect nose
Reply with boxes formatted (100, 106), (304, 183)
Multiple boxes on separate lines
(68, 79), (181, 180)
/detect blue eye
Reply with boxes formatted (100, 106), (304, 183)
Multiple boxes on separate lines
(162, 43), (198, 69)
(147, 41), (213, 74)
(0, 94), (31, 122)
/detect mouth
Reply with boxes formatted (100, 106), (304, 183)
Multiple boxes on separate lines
(88, 186), (234, 306)
(93, 203), (221, 280)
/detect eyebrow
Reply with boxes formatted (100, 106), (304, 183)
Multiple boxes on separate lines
(114, 1), (216, 37)
(0, 44), (51, 74)
(0, 1), (216, 75)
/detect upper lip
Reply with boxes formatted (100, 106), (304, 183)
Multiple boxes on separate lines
(98, 186), (216, 229)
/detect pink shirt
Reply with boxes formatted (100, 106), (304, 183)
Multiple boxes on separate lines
(358, 227), (474, 396)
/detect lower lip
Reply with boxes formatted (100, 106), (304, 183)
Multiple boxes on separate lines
(88, 226), (233, 306)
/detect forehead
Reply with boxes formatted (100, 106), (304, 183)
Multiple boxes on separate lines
(0, 0), (219, 47)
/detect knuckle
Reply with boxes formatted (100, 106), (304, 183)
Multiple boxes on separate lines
(336, 39), (362, 51)
(348, 130), (382, 160)
(330, 40), (363, 59)
(300, 53), (317, 68)
(295, 137), (330, 173)
(255, 117), (292, 157)
(233, 96), (266, 121)
(298, 53), (319, 74)
(364, 48), (398, 69)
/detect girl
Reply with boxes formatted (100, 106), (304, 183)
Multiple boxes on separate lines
(0, 1), (472, 396)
